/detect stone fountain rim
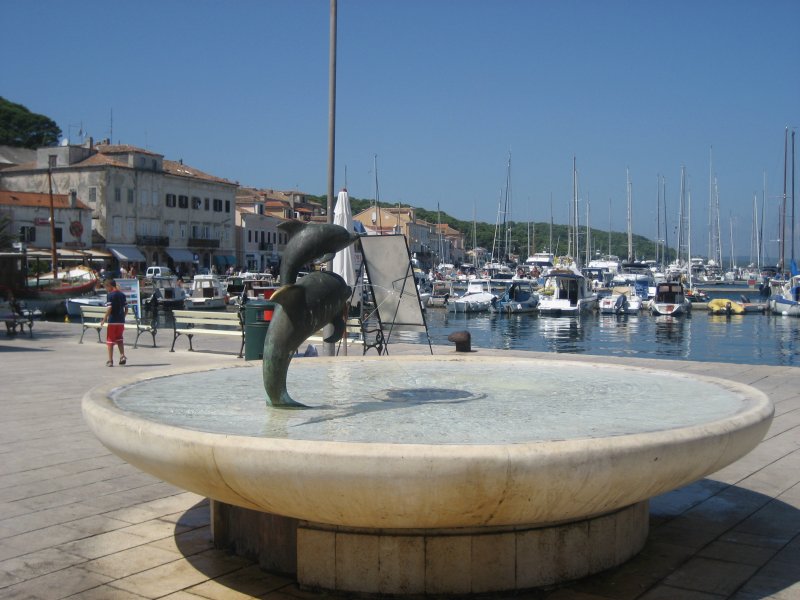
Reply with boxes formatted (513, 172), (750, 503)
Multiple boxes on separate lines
(82, 355), (774, 528)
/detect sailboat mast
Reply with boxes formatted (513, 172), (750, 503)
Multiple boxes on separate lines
(549, 193), (553, 254)
(792, 129), (796, 265)
(608, 197), (612, 257)
(626, 168), (633, 261)
(585, 193), (590, 265)
(572, 156), (578, 265)
(780, 127), (788, 274)
(373, 154), (382, 233)
(655, 176), (659, 265)
(663, 177), (669, 269)
(47, 169), (58, 281)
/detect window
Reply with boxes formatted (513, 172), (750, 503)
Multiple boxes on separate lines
(151, 159), (157, 171)
(138, 221), (148, 235)
(248, 230), (252, 243)
(115, 187), (121, 202)
(128, 189), (134, 203)
(126, 218), (135, 237)
(151, 221), (160, 235)
(179, 222), (186, 239)
(88, 187), (97, 203)
(261, 231), (265, 243)
(179, 195), (189, 209)
(225, 200), (231, 213)
(165, 221), (174, 237)
(203, 225), (210, 238)
(212, 198), (222, 212)
(113, 217), (122, 236)
(19, 226), (36, 242)
(191, 196), (202, 210)
(204, 198), (210, 211)
(192, 224), (200, 238)
(166, 194), (176, 208)
(48, 155), (57, 168)
(152, 191), (158, 206)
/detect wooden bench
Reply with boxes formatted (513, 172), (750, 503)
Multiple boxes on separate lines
(3, 308), (34, 338)
(170, 309), (244, 357)
(79, 305), (158, 348)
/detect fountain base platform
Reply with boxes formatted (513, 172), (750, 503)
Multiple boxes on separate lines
(82, 356), (773, 596)
(212, 499), (649, 595)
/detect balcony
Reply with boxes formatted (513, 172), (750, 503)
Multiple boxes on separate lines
(259, 242), (274, 251)
(189, 238), (220, 249)
(136, 235), (169, 247)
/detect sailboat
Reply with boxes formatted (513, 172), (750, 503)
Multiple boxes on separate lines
(15, 171), (98, 314)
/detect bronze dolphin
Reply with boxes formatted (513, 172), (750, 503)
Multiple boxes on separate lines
(278, 221), (359, 285)
(262, 271), (351, 408)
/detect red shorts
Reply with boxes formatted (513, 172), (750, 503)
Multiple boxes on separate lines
(106, 323), (125, 345)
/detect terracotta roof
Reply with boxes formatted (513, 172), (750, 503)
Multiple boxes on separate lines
(95, 144), (163, 157)
(0, 189), (90, 210)
(161, 159), (236, 186)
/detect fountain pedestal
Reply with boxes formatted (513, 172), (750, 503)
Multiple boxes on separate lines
(83, 356), (773, 596)
(212, 500), (649, 595)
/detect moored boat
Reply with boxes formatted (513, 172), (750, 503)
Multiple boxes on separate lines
(184, 274), (228, 310)
(537, 267), (597, 316)
(707, 298), (745, 315)
(768, 274), (800, 317)
(490, 280), (539, 314)
(650, 282), (691, 317)
(598, 285), (644, 315)
(448, 278), (496, 313)
(19, 266), (99, 315)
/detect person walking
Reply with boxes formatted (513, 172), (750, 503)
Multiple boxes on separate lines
(100, 278), (128, 366)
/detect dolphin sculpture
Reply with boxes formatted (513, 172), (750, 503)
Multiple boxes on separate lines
(262, 271), (352, 408)
(278, 220), (359, 284)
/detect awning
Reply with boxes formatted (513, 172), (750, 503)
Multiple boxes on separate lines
(84, 248), (114, 261)
(107, 245), (146, 262)
(213, 255), (236, 267)
(165, 248), (197, 263)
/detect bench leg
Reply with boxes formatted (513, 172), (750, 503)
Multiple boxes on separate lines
(79, 326), (87, 344)
(238, 335), (245, 359)
(187, 333), (194, 351)
(170, 332), (179, 352)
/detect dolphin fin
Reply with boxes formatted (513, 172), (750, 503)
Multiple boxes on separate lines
(269, 285), (307, 323)
(323, 314), (346, 343)
(278, 220), (306, 239)
(312, 252), (336, 265)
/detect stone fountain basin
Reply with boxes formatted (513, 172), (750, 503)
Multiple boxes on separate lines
(82, 356), (773, 530)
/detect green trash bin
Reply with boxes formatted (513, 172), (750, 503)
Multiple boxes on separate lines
(243, 300), (275, 360)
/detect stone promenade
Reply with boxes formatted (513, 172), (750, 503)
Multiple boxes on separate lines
(0, 321), (798, 599)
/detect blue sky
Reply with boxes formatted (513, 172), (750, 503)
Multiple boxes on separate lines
(4, 0), (798, 262)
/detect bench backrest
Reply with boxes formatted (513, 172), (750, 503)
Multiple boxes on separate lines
(172, 310), (241, 329)
(80, 304), (139, 323)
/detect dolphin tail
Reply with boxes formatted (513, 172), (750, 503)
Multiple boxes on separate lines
(313, 252), (336, 265)
(275, 391), (308, 409)
(278, 220), (306, 238)
(324, 314), (347, 343)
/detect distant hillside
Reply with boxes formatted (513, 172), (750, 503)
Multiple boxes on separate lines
(309, 194), (674, 262)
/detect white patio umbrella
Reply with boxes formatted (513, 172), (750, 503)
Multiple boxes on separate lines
(332, 189), (360, 353)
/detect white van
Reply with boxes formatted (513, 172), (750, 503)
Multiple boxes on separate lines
(145, 266), (173, 279)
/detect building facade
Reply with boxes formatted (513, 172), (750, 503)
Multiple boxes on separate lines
(0, 140), (237, 275)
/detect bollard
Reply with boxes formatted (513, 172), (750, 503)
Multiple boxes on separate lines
(447, 330), (472, 352)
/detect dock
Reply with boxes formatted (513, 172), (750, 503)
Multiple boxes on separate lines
(1, 321), (798, 599)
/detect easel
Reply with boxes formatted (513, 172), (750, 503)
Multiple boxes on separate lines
(340, 235), (432, 355)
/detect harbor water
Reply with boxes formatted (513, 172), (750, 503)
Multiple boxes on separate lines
(417, 309), (799, 366)
(399, 287), (800, 367)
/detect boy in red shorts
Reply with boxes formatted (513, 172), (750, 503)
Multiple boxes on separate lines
(100, 279), (128, 366)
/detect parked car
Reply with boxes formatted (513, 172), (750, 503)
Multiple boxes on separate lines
(145, 266), (173, 279)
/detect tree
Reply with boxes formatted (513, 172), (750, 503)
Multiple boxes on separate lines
(0, 97), (61, 148)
